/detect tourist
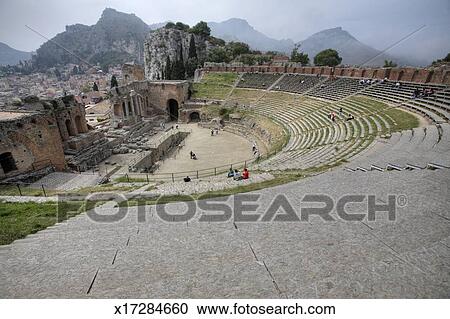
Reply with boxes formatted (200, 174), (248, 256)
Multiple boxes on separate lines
(413, 88), (420, 99)
(347, 113), (354, 121)
(192, 153), (197, 160)
(339, 107), (343, 115)
(175, 124), (179, 129)
(233, 169), (241, 180)
(227, 168), (234, 178)
(184, 176), (191, 182)
(211, 129), (214, 136)
(242, 168), (249, 180)
(190, 151), (194, 159)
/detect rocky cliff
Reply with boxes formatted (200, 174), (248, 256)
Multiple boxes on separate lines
(144, 28), (213, 80)
(32, 8), (149, 70)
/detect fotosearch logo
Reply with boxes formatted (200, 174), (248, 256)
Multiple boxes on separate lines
(72, 192), (406, 223)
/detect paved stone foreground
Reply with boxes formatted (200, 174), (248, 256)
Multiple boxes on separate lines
(0, 168), (449, 298)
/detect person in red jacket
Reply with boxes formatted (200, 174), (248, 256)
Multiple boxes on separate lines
(242, 168), (249, 180)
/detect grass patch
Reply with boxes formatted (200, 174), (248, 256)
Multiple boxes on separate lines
(114, 176), (148, 183)
(384, 108), (420, 132)
(192, 72), (238, 100)
(72, 183), (141, 195)
(227, 88), (265, 106)
(0, 185), (59, 197)
(0, 200), (100, 245)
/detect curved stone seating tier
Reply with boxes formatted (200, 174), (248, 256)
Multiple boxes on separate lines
(307, 77), (370, 101)
(273, 74), (323, 94)
(346, 124), (450, 170)
(192, 74), (449, 172)
(237, 73), (283, 89)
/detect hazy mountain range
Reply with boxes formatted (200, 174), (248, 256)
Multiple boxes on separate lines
(207, 19), (426, 66)
(208, 18), (295, 54)
(0, 8), (429, 68)
(0, 42), (32, 66)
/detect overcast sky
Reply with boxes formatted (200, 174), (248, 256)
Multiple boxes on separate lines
(0, 0), (449, 61)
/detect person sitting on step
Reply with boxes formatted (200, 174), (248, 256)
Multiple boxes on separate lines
(233, 169), (242, 181)
(227, 168), (234, 178)
(242, 168), (249, 180)
(184, 176), (191, 182)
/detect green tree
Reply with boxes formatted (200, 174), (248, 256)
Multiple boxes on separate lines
(226, 42), (251, 59)
(189, 21), (211, 37)
(383, 60), (397, 67)
(290, 45), (309, 65)
(313, 49), (342, 67)
(175, 22), (190, 31)
(206, 47), (232, 63)
(255, 55), (272, 65)
(238, 54), (256, 65)
(92, 82), (99, 91)
(188, 35), (197, 59)
(110, 75), (118, 88)
(165, 22), (176, 29)
(185, 58), (198, 78)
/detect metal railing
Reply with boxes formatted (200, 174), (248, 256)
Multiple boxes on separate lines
(112, 157), (256, 183)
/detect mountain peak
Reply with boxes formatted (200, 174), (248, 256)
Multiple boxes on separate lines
(221, 18), (251, 27)
(0, 41), (32, 66)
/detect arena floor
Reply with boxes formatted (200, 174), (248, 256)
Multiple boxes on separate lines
(155, 124), (254, 175)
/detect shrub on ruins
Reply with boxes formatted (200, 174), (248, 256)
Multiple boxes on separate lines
(189, 21), (211, 37)
(383, 60), (397, 68)
(290, 45), (309, 66)
(431, 52), (450, 66)
(110, 75), (118, 88)
(313, 49), (342, 67)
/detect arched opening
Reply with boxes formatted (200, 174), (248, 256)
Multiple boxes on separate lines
(122, 102), (126, 116)
(127, 101), (133, 116)
(65, 119), (76, 136)
(189, 111), (200, 122)
(75, 115), (84, 133)
(167, 99), (179, 121)
(0, 152), (17, 174)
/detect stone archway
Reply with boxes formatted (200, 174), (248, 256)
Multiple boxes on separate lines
(0, 152), (17, 174)
(189, 111), (200, 122)
(75, 115), (84, 133)
(65, 119), (76, 136)
(167, 99), (179, 121)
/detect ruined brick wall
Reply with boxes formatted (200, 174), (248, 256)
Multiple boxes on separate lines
(146, 81), (189, 114)
(122, 63), (145, 84)
(0, 113), (65, 179)
(111, 80), (190, 123)
(54, 104), (89, 142)
(201, 65), (449, 85)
